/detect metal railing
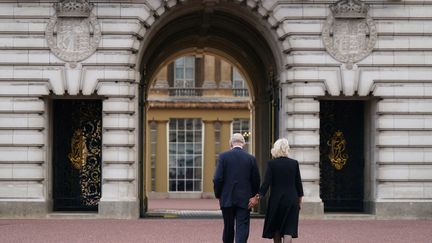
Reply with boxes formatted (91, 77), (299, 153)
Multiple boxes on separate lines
(232, 88), (249, 97)
(156, 87), (250, 97)
(168, 88), (203, 96)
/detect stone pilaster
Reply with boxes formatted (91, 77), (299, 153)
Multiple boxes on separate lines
(202, 55), (217, 88)
(219, 60), (232, 88)
(153, 66), (169, 88)
(202, 120), (216, 198)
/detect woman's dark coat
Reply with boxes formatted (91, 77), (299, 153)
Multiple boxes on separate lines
(259, 157), (304, 238)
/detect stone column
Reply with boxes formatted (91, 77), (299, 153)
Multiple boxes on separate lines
(202, 55), (217, 88)
(219, 60), (232, 89)
(153, 66), (169, 88)
(281, 81), (324, 216)
(155, 120), (168, 193)
(220, 120), (232, 152)
(99, 95), (140, 219)
(150, 66), (169, 97)
(203, 120), (216, 198)
(146, 120), (157, 194)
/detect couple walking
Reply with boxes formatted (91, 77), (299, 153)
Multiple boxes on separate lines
(213, 133), (304, 243)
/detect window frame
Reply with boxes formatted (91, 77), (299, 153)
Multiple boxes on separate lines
(167, 118), (203, 193)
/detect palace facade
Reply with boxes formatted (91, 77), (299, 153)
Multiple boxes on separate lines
(0, 0), (431, 219)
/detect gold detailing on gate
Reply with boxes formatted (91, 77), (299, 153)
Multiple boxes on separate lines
(327, 130), (348, 170)
(79, 120), (102, 206)
(67, 119), (102, 206)
(89, 120), (101, 155)
(68, 128), (88, 170)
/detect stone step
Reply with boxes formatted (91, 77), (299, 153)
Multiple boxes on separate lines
(146, 209), (222, 219)
(47, 212), (98, 219)
(324, 213), (376, 220)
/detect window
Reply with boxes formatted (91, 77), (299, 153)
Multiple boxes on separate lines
(232, 68), (249, 97)
(168, 118), (203, 192)
(173, 56), (195, 96)
(149, 121), (157, 192)
(214, 121), (221, 166)
(232, 118), (251, 152)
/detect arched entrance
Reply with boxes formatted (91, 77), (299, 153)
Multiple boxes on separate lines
(137, 2), (284, 215)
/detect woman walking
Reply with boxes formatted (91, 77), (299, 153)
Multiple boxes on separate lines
(250, 138), (304, 243)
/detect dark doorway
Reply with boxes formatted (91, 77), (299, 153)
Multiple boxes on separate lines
(320, 100), (364, 212)
(52, 100), (102, 211)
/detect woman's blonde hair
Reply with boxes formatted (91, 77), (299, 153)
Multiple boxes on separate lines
(271, 138), (290, 158)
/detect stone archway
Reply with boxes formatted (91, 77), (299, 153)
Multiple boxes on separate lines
(137, 1), (284, 214)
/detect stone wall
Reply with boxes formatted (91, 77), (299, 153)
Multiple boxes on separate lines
(273, 1), (432, 218)
(0, 0), (431, 218)
(0, 1), (143, 218)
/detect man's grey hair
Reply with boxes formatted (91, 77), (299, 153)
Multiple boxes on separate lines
(230, 133), (246, 147)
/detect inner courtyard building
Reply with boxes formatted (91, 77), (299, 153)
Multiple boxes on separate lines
(146, 54), (252, 199)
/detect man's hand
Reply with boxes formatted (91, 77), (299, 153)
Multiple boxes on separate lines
(248, 195), (259, 209)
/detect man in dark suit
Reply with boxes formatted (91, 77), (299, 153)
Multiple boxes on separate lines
(213, 133), (260, 243)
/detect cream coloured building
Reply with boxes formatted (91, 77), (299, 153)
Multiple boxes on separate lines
(0, 0), (431, 219)
(146, 54), (252, 199)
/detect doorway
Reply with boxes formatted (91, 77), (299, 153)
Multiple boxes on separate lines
(52, 100), (102, 211)
(144, 54), (252, 213)
(319, 100), (365, 212)
(138, 2), (282, 215)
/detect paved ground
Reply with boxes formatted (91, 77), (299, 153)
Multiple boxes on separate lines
(1, 218), (431, 243)
(148, 198), (220, 210)
(2, 200), (431, 242)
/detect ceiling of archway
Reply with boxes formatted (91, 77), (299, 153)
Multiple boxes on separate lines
(139, 2), (281, 100)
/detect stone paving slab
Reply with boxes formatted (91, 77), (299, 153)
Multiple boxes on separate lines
(146, 209), (223, 218)
(148, 199), (220, 211)
(1, 218), (431, 243)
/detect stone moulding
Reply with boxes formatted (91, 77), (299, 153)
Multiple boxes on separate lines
(322, 0), (377, 69)
(56, 0), (93, 18)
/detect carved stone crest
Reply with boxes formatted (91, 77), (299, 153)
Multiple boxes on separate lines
(46, 0), (101, 63)
(322, 0), (377, 69)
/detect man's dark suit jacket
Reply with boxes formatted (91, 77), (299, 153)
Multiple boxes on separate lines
(213, 147), (260, 209)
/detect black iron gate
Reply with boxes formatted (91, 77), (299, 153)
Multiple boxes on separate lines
(319, 100), (364, 212)
(53, 100), (102, 211)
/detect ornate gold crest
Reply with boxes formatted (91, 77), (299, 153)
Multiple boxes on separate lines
(68, 128), (88, 170)
(327, 130), (349, 170)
